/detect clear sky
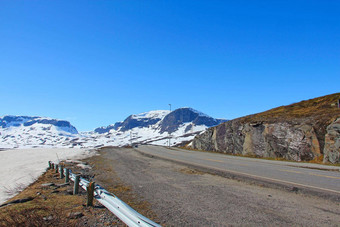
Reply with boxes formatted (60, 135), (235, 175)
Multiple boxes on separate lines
(1, 1), (339, 131)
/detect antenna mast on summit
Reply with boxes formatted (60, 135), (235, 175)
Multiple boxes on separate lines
(168, 104), (171, 148)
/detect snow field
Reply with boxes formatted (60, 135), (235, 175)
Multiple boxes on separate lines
(0, 148), (96, 205)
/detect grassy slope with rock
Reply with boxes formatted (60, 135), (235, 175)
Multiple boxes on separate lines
(241, 93), (340, 152)
(192, 93), (340, 163)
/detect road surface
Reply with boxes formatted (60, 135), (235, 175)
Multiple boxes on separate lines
(88, 147), (340, 226)
(137, 145), (340, 198)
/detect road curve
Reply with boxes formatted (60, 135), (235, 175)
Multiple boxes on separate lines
(136, 145), (340, 198)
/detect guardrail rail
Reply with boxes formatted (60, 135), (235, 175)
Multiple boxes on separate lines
(50, 162), (161, 227)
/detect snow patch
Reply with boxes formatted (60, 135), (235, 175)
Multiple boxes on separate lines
(0, 148), (96, 205)
(131, 110), (170, 120)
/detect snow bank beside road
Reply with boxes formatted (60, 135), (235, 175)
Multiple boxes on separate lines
(0, 148), (96, 205)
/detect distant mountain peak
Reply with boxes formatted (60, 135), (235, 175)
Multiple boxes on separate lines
(159, 107), (226, 133)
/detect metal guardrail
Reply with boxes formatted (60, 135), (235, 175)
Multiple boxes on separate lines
(66, 169), (161, 227)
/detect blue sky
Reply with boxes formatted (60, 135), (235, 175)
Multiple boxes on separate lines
(1, 1), (339, 131)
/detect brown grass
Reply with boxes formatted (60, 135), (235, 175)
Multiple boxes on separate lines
(309, 155), (325, 164)
(0, 207), (79, 227)
(0, 170), (86, 226)
(240, 92), (340, 124)
(0, 167), (124, 226)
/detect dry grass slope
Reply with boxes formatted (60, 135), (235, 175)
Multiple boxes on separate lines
(0, 171), (84, 227)
(240, 92), (340, 124)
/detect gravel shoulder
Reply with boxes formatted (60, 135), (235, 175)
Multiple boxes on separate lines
(85, 147), (340, 226)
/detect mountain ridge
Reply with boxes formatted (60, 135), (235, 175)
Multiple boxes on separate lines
(0, 108), (226, 149)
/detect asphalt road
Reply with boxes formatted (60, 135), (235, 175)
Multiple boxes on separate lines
(91, 147), (340, 226)
(137, 145), (340, 197)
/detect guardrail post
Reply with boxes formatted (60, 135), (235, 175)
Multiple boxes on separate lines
(65, 168), (70, 183)
(55, 164), (59, 173)
(59, 166), (64, 179)
(73, 175), (80, 195)
(87, 182), (95, 207)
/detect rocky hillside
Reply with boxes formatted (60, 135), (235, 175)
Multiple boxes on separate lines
(191, 93), (340, 164)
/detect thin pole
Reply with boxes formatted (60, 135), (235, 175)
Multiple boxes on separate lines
(169, 104), (171, 148)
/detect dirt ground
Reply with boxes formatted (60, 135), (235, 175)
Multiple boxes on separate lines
(85, 147), (340, 226)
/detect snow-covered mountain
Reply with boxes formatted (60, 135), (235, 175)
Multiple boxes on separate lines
(94, 110), (169, 134)
(0, 108), (226, 148)
(0, 116), (78, 148)
(83, 108), (226, 147)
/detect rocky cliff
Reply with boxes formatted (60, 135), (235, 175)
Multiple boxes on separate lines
(191, 93), (340, 164)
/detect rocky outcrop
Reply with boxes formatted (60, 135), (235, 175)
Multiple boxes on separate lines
(192, 120), (322, 161)
(323, 118), (340, 163)
(192, 93), (340, 163)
